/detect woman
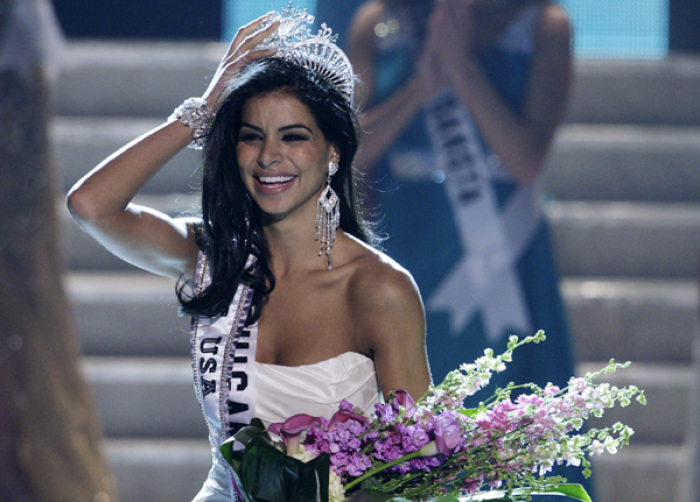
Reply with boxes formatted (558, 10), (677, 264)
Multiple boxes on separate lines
(347, 0), (575, 389)
(67, 12), (431, 501)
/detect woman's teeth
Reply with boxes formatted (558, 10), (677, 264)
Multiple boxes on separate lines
(258, 175), (294, 185)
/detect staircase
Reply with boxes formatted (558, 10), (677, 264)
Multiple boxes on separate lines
(55, 41), (700, 501)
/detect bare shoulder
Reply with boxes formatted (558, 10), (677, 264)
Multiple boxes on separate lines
(344, 240), (422, 316)
(343, 238), (425, 341)
(339, 236), (430, 397)
(537, 3), (572, 44)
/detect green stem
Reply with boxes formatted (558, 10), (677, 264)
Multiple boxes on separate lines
(344, 451), (424, 492)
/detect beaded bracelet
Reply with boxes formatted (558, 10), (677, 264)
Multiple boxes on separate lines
(170, 97), (214, 150)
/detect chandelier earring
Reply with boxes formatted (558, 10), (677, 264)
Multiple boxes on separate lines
(315, 160), (340, 269)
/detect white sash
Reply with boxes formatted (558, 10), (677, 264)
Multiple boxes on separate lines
(191, 254), (259, 451)
(423, 89), (537, 341)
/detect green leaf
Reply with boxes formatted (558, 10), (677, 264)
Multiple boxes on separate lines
(220, 419), (277, 474)
(235, 437), (330, 502)
(466, 484), (591, 502)
(219, 437), (238, 467)
(466, 493), (515, 501)
(234, 418), (271, 448)
(343, 489), (404, 501)
(538, 483), (592, 502)
(460, 408), (479, 418)
(358, 478), (385, 491)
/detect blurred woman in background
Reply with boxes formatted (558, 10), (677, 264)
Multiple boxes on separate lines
(347, 0), (575, 391)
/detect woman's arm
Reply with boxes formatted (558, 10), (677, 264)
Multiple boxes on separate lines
(66, 120), (201, 279)
(66, 15), (279, 280)
(351, 258), (431, 400)
(346, 1), (435, 170)
(429, 0), (572, 185)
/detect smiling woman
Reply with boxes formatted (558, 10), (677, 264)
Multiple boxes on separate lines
(235, 93), (338, 224)
(65, 8), (431, 501)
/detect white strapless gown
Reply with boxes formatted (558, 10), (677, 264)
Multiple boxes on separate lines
(192, 352), (380, 501)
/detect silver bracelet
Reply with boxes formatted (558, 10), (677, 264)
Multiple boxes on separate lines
(170, 97), (214, 150)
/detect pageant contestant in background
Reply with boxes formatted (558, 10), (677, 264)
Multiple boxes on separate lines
(347, 0), (575, 390)
(67, 11), (431, 500)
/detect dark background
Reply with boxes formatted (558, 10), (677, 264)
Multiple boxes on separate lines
(52, 0), (700, 53)
(52, 0), (223, 40)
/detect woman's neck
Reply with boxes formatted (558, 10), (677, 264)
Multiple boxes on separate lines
(262, 215), (330, 276)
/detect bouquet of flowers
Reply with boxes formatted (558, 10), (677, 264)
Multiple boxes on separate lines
(220, 332), (645, 501)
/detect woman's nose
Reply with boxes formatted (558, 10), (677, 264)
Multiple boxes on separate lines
(257, 139), (281, 168)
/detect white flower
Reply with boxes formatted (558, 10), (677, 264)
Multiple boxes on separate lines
(589, 440), (605, 456)
(329, 470), (346, 502)
(290, 445), (317, 463)
(603, 436), (618, 454)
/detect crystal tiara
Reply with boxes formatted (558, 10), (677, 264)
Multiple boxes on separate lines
(257, 5), (354, 103)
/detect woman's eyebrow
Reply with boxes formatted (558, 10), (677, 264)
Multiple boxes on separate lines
(240, 122), (263, 132)
(279, 124), (313, 133)
(239, 123), (314, 134)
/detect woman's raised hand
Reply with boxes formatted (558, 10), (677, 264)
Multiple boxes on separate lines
(416, 8), (446, 97)
(202, 13), (280, 110)
(426, 0), (478, 85)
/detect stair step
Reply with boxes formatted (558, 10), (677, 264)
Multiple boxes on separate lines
(56, 43), (700, 126)
(568, 56), (700, 125)
(544, 124), (700, 202)
(56, 117), (700, 201)
(56, 41), (222, 117)
(103, 438), (687, 502)
(56, 117), (202, 194)
(83, 357), (206, 438)
(565, 278), (699, 363)
(69, 273), (698, 364)
(591, 445), (690, 502)
(61, 199), (700, 278)
(577, 362), (692, 445)
(105, 438), (210, 502)
(548, 201), (700, 278)
(67, 272), (189, 357)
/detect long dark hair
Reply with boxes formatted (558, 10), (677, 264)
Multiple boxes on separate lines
(177, 57), (375, 321)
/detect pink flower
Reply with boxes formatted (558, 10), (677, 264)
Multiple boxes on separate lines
(544, 384), (561, 397)
(268, 414), (324, 453)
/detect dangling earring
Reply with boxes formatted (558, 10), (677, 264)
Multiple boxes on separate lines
(315, 161), (340, 269)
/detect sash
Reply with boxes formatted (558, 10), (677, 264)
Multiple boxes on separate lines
(190, 253), (259, 453)
(422, 88), (537, 341)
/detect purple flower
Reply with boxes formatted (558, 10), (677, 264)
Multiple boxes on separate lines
(389, 389), (417, 418)
(400, 424), (430, 452)
(373, 428), (406, 463)
(330, 450), (372, 478)
(329, 407), (370, 429)
(374, 401), (397, 424)
(433, 412), (464, 455)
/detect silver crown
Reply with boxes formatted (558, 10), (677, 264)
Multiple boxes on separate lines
(258, 5), (354, 103)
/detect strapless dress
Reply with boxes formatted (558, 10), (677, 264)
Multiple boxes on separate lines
(192, 351), (380, 501)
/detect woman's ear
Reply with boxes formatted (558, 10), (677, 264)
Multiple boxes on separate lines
(330, 145), (340, 164)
